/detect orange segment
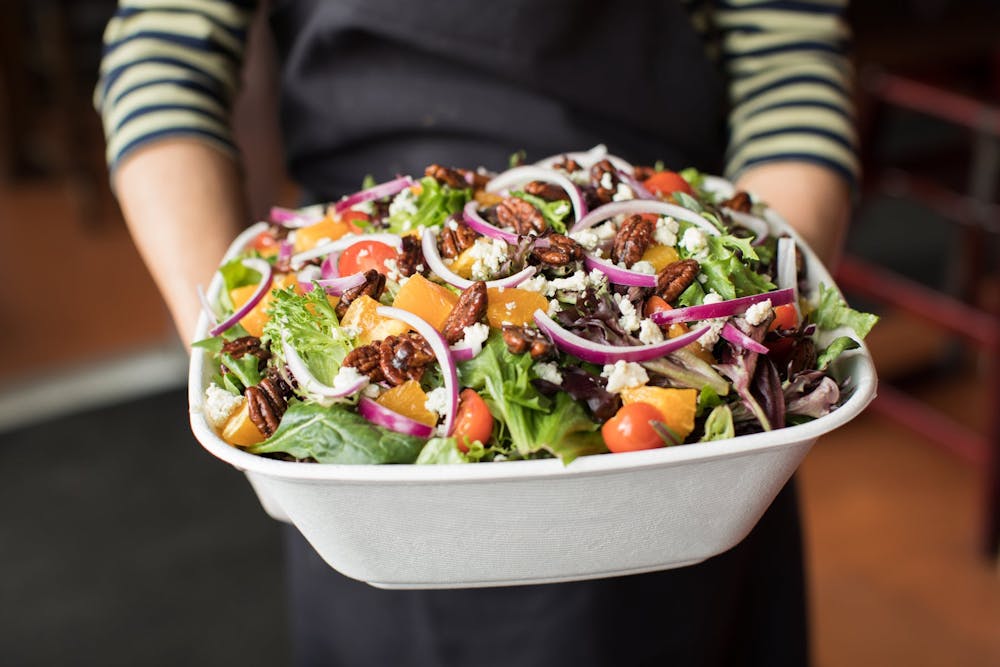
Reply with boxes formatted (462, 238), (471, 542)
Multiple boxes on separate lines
(221, 399), (267, 447)
(640, 244), (680, 272)
(391, 274), (460, 332)
(620, 386), (697, 441)
(667, 322), (716, 364)
(448, 245), (478, 279)
(230, 273), (296, 337)
(340, 294), (410, 344)
(486, 287), (549, 328)
(293, 215), (361, 253)
(376, 380), (438, 427)
(475, 191), (503, 207)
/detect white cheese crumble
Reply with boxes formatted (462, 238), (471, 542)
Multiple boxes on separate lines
(350, 200), (376, 216)
(468, 237), (509, 280)
(518, 274), (549, 293)
(382, 258), (401, 282)
(594, 222), (617, 240)
(547, 270), (589, 295)
(638, 318), (665, 344)
(587, 268), (608, 290)
(679, 227), (708, 255)
(388, 188), (417, 218)
(424, 387), (450, 419)
(613, 293), (642, 333)
(546, 299), (562, 315)
(599, 171), (615, 190)
(332, 365), (369, 393)
(612, 182), (635, 202)
(697, 292), (726, 349)
(568, 227), (600, 251)
(459, 322), (490, 351)
(744, 299), (773, 327)
(703, 292), (724, 305)
(362, 383), (382, 398)
(204, 383), (243, 428)
(631, 260), (656, 275)
(601, 361), (649, 394)
(533, 361), (563, 384)
(654, 216), (680, 246)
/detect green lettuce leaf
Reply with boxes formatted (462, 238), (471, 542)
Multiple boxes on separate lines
(816, 335), (861, 370)
(387, 176), (470, 233)
(812, 284), (879, 339)
(262, 286), (354, 386)
(249, 401), (426, 464)
(687, 230), (774, 300)
(511, 191), (571, 234)
(700, 405), (735, 442)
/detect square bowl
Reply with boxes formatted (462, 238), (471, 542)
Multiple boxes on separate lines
(188, 181), (877, 589)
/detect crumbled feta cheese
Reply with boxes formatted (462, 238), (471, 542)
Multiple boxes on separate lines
(587, 268), (607, 290)
(519, 274), (549, 293)
(594, 222), (617, 240)
(362, 383), (382, 398)
(613, 293), (642, 333)
(424, 387), (450, 419)
(547, 270), (589, 295)
(332, 365), (369, 393)
(204, 383), (243, 428)
(355, 248), (370, 259)
(612, 182), (635, 202)
(447, 218), (459, 230)
(703, 291), (723, 305)
(568, 227), (600, 251)
(468, 238), (509, 280)
(638, 318), (665, 344)
(631, 260), (656, 275)
(546, 299), (562, 315)
(505, 301), (517, 310)
(679, 227), (708, 255)
(744, 299), (773, 327)
(697, 318), (727, 350)
(601, 361), (649, 394)
(654, 216), (679, 246)
(388, 188), (417, 218)
(340, 325), (362, 339)
(697, 274), (708, 284)
(599, 171), (615, 190)
(382, 258), (401, 281)
(567, 169), (590, 186)
(533, 361), (563, 384)
(459, 322), (490, 351)
(350, 200), (376, 216)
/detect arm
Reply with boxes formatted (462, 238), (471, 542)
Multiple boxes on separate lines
(95, 1), (258, 344)
(715, 0), (857, 267)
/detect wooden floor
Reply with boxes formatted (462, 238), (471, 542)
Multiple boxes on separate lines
(1, 177), (998, 665)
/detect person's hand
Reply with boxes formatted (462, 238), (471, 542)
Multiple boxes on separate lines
(735, 161), (851, 269)
(114, 139), (247, 347)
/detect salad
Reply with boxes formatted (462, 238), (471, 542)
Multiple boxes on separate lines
(196, 145), (877, 465)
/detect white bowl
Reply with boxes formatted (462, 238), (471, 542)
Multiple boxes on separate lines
(189, 184), (877, 589)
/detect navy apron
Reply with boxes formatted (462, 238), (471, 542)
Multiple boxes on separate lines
(267, 1), (808, 664)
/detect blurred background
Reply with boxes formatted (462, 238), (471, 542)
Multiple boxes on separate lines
(1, 1), (998, 665)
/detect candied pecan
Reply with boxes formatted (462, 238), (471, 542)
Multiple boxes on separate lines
(221, 336), (269, 361)
(441, 281), (488, 344)
(632, 165), (656, 181)
(258, 374), (293, 409)
(342, 344), (386, 383)
(397, 235), (424, 277)
(590, 158), (618, 204)
(335, 269), (387, 318)
(425, 164), (467, 189)
(496, 196), (546, 235)
(531, 234), (584, 267)
(656, 259), (701, 303)
(551, 156), (581, 172)
(501, 325), (556, 361)
(721, 190), (753, 213)
(246, 385), (282, 437)
(524, 180), (568, 202)
(611, 214), (654, 267)
(437, 218), (479, 259)
(460, 168), (491, 190)
(379, 333), (435, 385)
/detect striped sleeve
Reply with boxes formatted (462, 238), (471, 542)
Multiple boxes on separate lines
(713, 0), (859, 187)
(94, 0), (257, 170)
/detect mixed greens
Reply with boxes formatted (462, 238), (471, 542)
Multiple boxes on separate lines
(196, 145), (877, 465)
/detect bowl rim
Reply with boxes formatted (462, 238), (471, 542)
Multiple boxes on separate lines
(188, 175), (877, 484)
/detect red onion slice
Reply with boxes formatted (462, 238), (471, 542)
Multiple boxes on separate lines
(291, 232), (403, 267)
(485, 166), (587, 223)
(449, 340), (482, 362)
(583, 253), (657, 287)
(571, 199), (720, 237)
(320, 253), (339, 279)
(299, 268), (366, 296)
(462, 201), (520, 243)
(333, 176), (414, 214)
(649, 288), (795, 326)
(420, 229), (536, 290)
(721, 322), (769, 354)
(725, 208), (770, 245)
(533, 309), (709, 365)
(269, 206), (322, 228)
(277, 239), (293, 264)
(281, 332), (368, 404)
(209, 258), (274, 337)
(376, 306), (459, 435)
(358, 397), (435, 438)
(535, 144), (633, 172)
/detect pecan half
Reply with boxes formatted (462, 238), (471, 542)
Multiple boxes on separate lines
(379, 333), (435, 385)
(221, 336), (269, 361)
(425, 164), (467, 189)
(632, 165), (656, 181)
(335, 269), (387, 318)
(656, 259), (701, 303)
(590, 158), (618, 204)
(501, 325), (556, 361)
(258, 373), (293, 409)
(524, 180), (568, 202)
(437, 219), (479, 259)
(441, 281), (488, 344)
(721, 190), (753, 213)
(531, 234), (584, 267)
(396, 235), (424, 277)
(342, 344), (386, 383)
(496, 196), (546, 235)
(611, 214), (654, 267)
(246, 385), (282, 438)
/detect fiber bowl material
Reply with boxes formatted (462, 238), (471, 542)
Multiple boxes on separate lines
(188, 177), (877, 589)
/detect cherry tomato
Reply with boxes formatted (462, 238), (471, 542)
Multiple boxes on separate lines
(643, 295), (672, 318)
(338, 240), (399, 276)
(642, 171), (694, 198)
(251, 230), (280, 253)
(452, 389), (494, 452)
(339, 210), (371, 227)
(768, 303), (799, 332)
(601, 402), (667, 453)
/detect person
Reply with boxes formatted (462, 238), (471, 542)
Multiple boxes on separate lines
(96, 1), (857, 664)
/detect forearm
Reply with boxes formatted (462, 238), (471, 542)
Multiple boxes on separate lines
(114, 139), (246, 346)
(736, 161), (850, 269)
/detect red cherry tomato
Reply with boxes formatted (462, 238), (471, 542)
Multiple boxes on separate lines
(768, 303), (799, 332)
(642, 170), (694, 198)
(601, 402), (667, 453)
(251, 231), (279, 252)
(452, 389), (494, 452)
(338, 240), (399, 276)
(340, 210), (371, 227)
